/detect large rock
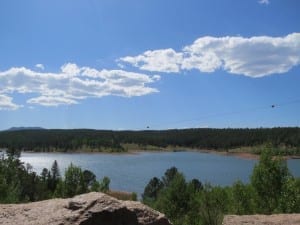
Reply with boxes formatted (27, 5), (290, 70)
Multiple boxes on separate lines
(0, 192), (172, 225)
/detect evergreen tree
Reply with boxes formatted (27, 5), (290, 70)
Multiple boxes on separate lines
(49, 160), (60, 192)
(142, 177), (163, 202)
(99, 176), (110, 192)
(251, 148), (291, 213)
(63, 163), (87, 197)
(162, 167), (179, 187)
(83, 170), (96, 187)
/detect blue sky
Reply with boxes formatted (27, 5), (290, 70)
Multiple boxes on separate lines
(0, 0), (300, 130)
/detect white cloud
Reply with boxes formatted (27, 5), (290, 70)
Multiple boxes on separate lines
(61, 63), (80, 76)
(0, 94), (22, 110)
(117, 63), (125, 69)
(35, 64), (45, 70)
(120, 48), (183, 73)
(0, 64), (159, 109)
(258, 0), (270, 5)
(27, 96), (78, 106)
(120, 33), (300, 77)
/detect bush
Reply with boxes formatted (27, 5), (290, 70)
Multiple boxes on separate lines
(251, 148), (291, 213)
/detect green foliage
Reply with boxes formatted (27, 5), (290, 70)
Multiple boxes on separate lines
(155, 173), (190, 225)
(1, 127), (299, 154)
(0, 151), (110, 203)
(251, 148), (291, 213)
(197, 185), (228, 225)
(189, 178), (203, 192)
(90, 180), (101, 192)
(83, 169), (96, 187)
(61, 163), (87, 197)
(99, 176), (110, 192)
(229, 181), (255, 215)
(1, 146), (300, 225)
(131, 192), (138, 201)
(278, 177), (300, 213)
(5, 147), (21, 158)
(162, 167), (179, 187)
(0, 152), (46, 202)
(142, 148), (300, 225)
(48, 160), (60, 192)
(143, 168), (204, 225)
(142, 177), (163, 202)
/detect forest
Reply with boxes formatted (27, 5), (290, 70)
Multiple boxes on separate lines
(141, 148), (300, 225)
(1, 147), (299, 225)
(0, 149), (111, 203)
(0, 127), (300, 155)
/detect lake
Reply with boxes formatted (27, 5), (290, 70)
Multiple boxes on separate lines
(20, 151), (300, 196)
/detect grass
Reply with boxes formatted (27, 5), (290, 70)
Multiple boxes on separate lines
(107, 190), (138, 201)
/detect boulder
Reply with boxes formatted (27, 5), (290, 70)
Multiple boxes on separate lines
(0, 192), (172, 225)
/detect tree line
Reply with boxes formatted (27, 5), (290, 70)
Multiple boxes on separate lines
(0, 127), (300, 154)
(1, 147), (299, 225)
(0, 149), (110, 203)
(142, 148), (300, 225)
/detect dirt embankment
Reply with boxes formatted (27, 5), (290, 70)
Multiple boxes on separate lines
(223, 214), (300, 225)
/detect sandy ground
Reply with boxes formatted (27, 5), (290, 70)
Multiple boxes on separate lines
(223, 214), (300, 225)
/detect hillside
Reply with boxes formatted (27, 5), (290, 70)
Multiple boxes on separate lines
(0, 127), (299, 155)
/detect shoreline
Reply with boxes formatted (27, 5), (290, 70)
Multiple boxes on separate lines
(20, 147), (300, 160)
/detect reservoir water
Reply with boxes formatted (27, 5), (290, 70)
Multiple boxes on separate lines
(20, 151), (300, 196)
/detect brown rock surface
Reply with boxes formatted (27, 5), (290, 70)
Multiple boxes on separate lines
(223, 214), (300, 225)
(0, 192), (172, 225)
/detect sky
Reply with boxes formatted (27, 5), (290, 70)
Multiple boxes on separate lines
(0, 0), (300, 130)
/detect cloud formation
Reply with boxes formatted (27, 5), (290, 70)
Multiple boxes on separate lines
(258, 0), (270, 5)
(120, 49), (183, 73)
(35, 64), (45, 70)
(0, 95), (22, 110)
(120, 33), (300, 77)
(0, 63), (160, 110)
(2, 33), (299, 110)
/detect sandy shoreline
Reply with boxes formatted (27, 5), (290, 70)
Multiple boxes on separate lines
(20, 148), (299, 160)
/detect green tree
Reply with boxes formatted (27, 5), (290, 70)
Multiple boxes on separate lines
(155, 172), (190, 225)
(197, 185), (228, 225)
(142, 177), (163, 203)
(189, 178), (203, 192)
(62, 163), (87, 197)
(40, 168), (49, 182)
(99, 176), (110, 192)
(90, 180), (101, 192)
(6, 147), (21, 159)
(162, 167), (179, 187)
(49, 160), (61, 192)
(251, 148), (291, 213)
(278, 177), (300, 213)
(230, 180), (255, 215)
(83, 170), (96, 187)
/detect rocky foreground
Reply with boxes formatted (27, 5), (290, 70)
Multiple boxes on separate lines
(223, 214), (300, 225)
(0, 192), (172, 225)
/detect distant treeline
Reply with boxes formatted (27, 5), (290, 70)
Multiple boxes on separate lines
(0, 127), (299, 154)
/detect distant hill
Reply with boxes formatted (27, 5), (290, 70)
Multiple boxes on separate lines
(0, 127), (299, 155)
(6, 127), (46, 131)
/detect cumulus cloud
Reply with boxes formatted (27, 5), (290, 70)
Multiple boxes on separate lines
(120, 48), (183, 73)
(120, 33), (300, 77)
(35, 64), (45, 70)
(258, 0), (270, 5)
(0, 95), (21, 110)
(0, 64), (159, 109)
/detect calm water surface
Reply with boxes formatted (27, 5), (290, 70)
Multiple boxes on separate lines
(20, 151), (300, 195)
